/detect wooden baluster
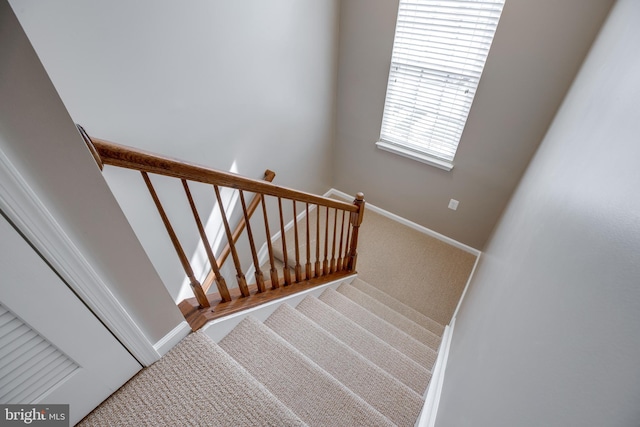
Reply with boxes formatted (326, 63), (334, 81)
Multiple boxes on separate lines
(305, 203), (312, 280)
(315, 205), (321, 277)
(141, 172), (209, 308)
(239, 190), (266, 293)
(261, 195), (280, 289)
(182, 180), (231, 303)
(214, 185), (250, 297)
(330, 208), (338, 273)
(323, 206), (330, 275)
(336, 210), (346, 271)
(292, 201), (302, 283)
(278, 198), (292, 286)
(201, 169), (275, 293)
(346, 193), (365, 271)
(344, 221), (353, 272)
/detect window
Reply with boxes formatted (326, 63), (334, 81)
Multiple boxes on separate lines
(377, 0), (505, 170)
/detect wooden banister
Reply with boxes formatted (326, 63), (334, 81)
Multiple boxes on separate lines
(347, 193), (365, 271)
(337, 210), (346, 271)
(141, 172), (210, 309)
(182, 180), (231, 303)
(261, 194), (280, 290)
(239, 190), (266, 293)
(315, 207), (321, 277)
(330, 208), (338, 274)
(90, 138), (356, 212)
(323, 207), (330, 275)
(305, 203), (312, 280)
(201, 170), (275, 293)
(292, 201), (302, 283)
(84, 133), (366, 331)
(277, 197), (292, 286)
(214, 185), (250, 297)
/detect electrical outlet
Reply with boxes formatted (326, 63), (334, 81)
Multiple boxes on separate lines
(448, 199), (459, 210)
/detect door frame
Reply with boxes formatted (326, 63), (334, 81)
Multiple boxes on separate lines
(0, 147), (161, 366)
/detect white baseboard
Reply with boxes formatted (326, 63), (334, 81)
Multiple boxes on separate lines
(452, 253), (481, 320)
(325, 189), (481, 256)
(153, 321), (191, 357)
(416, 318), (456, 427)
(415, 252), (479, 425)
(202, 274), (356, 343)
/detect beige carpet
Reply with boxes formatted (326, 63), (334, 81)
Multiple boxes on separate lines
(218, 316), (394, 427)
(264, 303), (423, 426)
(78, 332), (306, 427)
(295, 295), (433, 393)
(274, 198), (477, 326)
(346, 207), (477, 326)
(319, 288), (438, 364)
(337, 282), (442, 348)
(351, 278), (445, 336)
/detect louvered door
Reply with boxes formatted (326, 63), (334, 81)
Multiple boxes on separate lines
(0, 303), (79, 403)
(0, 214), (141, 424)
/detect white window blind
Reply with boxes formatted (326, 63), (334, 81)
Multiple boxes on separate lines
(378, 0), (505, 170)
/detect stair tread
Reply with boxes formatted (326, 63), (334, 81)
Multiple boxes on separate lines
(265, 304), (423, 426)
(320, 289), (438, 367)
(80, 332), (307, 427)
(338, 282), (442, 348)
(218, 316), (394, 427)
(296, 295), (432, 393)
(351, 278), (446, 336)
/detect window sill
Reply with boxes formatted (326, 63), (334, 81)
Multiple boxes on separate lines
(375, 141), (454, 171)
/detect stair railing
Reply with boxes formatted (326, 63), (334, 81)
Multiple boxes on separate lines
(201, 169), (276, 296)
(80, 129), (365, 329)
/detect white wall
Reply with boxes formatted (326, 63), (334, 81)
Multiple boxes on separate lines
(10, 0), (340, 300)
(333, 0), (613, 249)
(435, 1), (640, 425)
(0, 0), (184, 344)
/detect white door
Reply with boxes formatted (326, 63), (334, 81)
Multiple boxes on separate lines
(0, 214), (141, 424)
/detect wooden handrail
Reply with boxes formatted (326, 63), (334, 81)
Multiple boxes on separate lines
(86, 134), (366, 331)
(90, 138), (357, 213)
(77, 125), (103, 170)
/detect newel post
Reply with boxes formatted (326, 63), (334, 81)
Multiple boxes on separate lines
(346, 192), (365, 272)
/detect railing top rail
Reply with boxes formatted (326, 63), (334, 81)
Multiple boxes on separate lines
(90, 137), (358, 212)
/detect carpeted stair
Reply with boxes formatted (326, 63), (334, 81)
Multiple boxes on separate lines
(79, 331), (307, 426)
(318, 288), (438, 366)
(80, 279), (445, 427)
(351, 278), (445, 336)
(336, 282), (442, 349)
(264, 304), (423, 426)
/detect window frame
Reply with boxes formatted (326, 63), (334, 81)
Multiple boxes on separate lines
(377, 0), (505, 171)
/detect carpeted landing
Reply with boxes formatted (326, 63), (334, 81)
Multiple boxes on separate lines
(79, 279), (444, 426)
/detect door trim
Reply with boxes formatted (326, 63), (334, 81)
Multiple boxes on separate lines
(0, 147), (160, 366)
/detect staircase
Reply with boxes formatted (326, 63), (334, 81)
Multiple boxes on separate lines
(77, 129), (452, 425)
(78, 128), (367, 330)
(81, 278), (443, 426)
